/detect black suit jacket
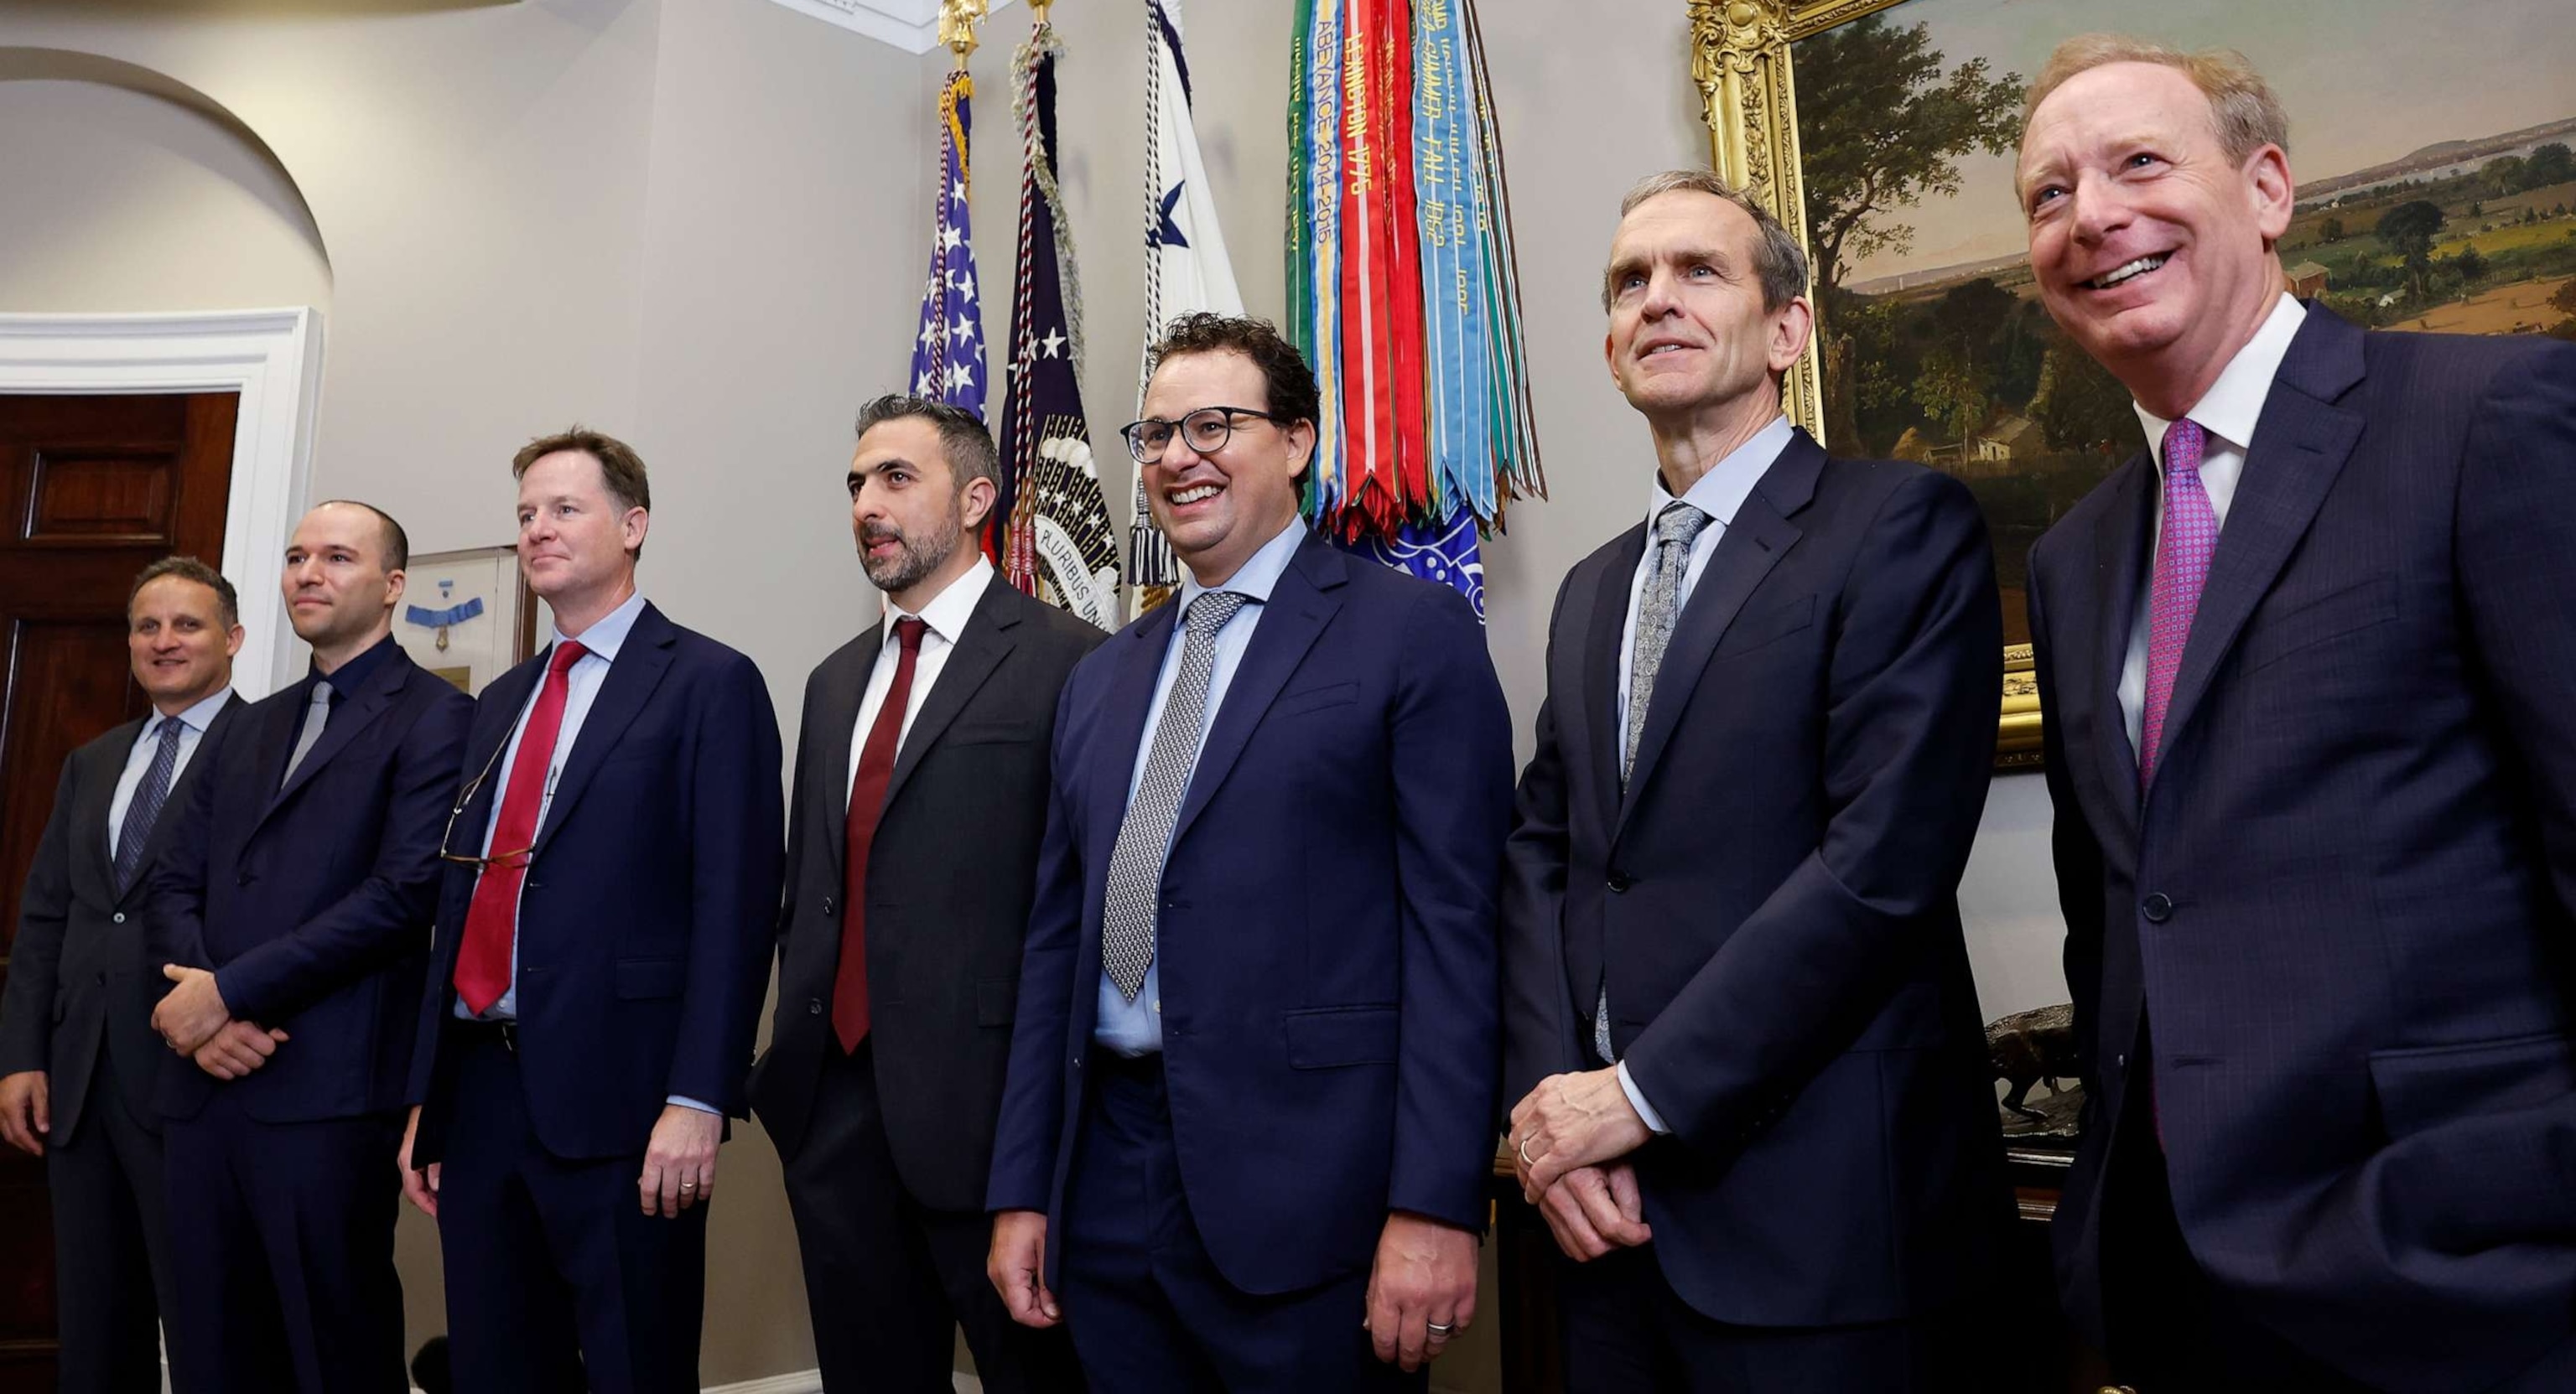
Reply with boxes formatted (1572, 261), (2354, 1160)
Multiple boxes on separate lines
(1501, 428), (2008, 1327)
(750, 579), (1104, 1210)
(148, 643), (472, 1122)
(2028, 308), (2576, 1391)
(0, 696), (246, 1140)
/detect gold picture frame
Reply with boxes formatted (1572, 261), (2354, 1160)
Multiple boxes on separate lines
(1690, 0), (2040, 768)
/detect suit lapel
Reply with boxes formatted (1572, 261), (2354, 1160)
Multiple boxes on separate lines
(815, 624), (882, 888)
(532, 606), (679, 859)
(1613, 433), (1818, 839)
(2088, 457), (2153, 828)
(1090, 604), (1178, 856)
(1167, 536), (1345, 851)
(81, 720), (143, 899)
(881, 583), (1021, 815)
(2154, 311), (2367, 779)
(257, 649), (412, 836)
(118, 696), (247, 905)
(1578, 531), (1644, 836)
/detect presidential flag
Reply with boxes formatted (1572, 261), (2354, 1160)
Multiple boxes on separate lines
(1125, 0), (1244, 604)
(998, 13), (1119, 630)
(911, 69), (989, 429)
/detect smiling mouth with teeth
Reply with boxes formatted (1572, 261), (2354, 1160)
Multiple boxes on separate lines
(2083, 253), (2169, 290)
(1167, 485), (1223, 505)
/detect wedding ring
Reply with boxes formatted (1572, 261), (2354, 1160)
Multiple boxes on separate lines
(1427, 1322), (1455, 1337)
(1516, 1136), (1537, 1166)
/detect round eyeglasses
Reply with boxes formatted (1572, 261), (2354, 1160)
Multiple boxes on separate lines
(1119, 406), (1287, 465)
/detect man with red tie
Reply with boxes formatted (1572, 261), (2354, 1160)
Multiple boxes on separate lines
(400, 428), (783, 1393)
(750, 396), (1098, 1392)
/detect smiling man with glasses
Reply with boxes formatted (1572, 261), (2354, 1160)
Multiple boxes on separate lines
(986, 313), (1514, 1390)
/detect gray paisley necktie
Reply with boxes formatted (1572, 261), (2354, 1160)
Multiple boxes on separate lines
(1101, 590), (1247, 1002)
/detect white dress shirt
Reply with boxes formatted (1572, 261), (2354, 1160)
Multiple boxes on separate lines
(1093, 516), (1310, 1057)
(845, 556), (995, 807)
(1608, 415), (1794, 1134)
(2116, 293), (2309, 756)
(107, 686), (235, 859)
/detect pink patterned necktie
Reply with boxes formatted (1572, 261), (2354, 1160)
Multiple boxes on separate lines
(2140, 417), (2213, 791)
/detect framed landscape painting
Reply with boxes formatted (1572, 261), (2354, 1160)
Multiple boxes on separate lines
(1690, 0), (2576, 765)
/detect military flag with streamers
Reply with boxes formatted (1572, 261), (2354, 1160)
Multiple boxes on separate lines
(998, 12), (1119, 630)
(1286, 0), (1544, 618)
(911, 69), (989, 422)
(1126, 0), (1244, 606)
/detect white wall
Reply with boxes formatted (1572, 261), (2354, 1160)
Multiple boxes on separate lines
(0, 0), (2071, 1385)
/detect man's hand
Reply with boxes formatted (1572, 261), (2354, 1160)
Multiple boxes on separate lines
(1509, 1066), (1652, 1200)
(988, 1209), (1062, 1329)
(153, 964), (230, 1055)
(638, 1104), (721, 1217)
(190, 1021), (288, 1080)
(0, 1070), (49, 1157)
(1533, 1162), (1653, 1262)
(398, 1106), (440, 1220)
(1364, 1211), (1478, 1371)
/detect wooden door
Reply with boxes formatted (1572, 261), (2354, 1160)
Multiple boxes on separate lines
(0, 392), (236, 1390)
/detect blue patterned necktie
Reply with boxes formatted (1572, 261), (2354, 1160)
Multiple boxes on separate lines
(113, 717), (184, 895)
(1100, 590), (1247, 1002)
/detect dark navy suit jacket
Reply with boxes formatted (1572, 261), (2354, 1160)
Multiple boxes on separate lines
(1500, 428), (2008, 1327)
(147, 640), (472, 1123)
(0, 695), (245, 1140)
(408, 602), (783, 1164)
(2028, 308), (2576, 1391)
(986, 533), (1514, 1297)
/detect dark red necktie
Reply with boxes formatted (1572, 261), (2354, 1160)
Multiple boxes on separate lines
(454, 640), (587, 1015)
(834, 618), (927, 1052)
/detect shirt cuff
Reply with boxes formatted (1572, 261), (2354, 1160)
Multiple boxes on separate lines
(1616, 1060), (1670, 1136)
(666, 1095), (719, 1115)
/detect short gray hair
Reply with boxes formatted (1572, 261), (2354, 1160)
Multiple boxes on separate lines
(1605, 169), (1810, 314)
(853, 394), (1002, 494)
(129, 555), (239, 627)
(2024, 35), (2288, 165)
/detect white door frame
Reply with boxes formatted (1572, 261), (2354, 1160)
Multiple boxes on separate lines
(0, 308), (323, 696)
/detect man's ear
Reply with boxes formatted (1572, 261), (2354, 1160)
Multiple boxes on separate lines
(1285, 419), (1317, 483)
(960, 475), (1000, 531)
(1767, 297), (1815, 376)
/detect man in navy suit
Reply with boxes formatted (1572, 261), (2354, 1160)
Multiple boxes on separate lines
(401, 428), (783, 1393)
(2020, 38), (2576, 1391)
(147, 502), (472, 1393)
(1, 557), (247, 1393)
(1499, 170), (2007, 1391)
(985, 314), (1514, 1389)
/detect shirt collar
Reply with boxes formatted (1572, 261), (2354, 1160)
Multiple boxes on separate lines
(312, 631), (400, 697)
(1647, 413), (1795, 527)
(2134, 293), (2308, 469)
(1180, 516), (1308, 609)
(553, 589), (648, 664)
(886, 554), (995, 647)
(151, 686), (235, 738)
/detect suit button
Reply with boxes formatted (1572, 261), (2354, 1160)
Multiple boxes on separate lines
(96, 972), (107, 986)
(112, 912), (127, 925)
(2115, 1053), (2127, 1070)
(1072, 1055), (1083, 1070)
(1606, 871), (1633, 894)
(237, 872), (252, 886)
(823, 896), (836, 916)
(807, 999), (823, 1016)
(2142, 893), (2174, 923)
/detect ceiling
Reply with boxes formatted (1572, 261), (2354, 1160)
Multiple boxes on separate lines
(758, 0), (1024, 55)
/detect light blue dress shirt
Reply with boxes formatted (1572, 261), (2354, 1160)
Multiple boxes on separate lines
(107, 687), (233, 859)
(1093, 517), (1309, 1058)
(453, 593), (713, 1115)
(1610, 414), (1794, 1135)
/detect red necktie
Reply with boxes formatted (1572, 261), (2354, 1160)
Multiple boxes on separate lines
(833, 618), (927, 1052)
(454, 640), (588, 1015)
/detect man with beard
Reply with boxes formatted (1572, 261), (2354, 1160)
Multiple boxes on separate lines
(149, 503), (471, 1392)
(2020, 38), (2576, 1389)
(401, 429), (782, 1392)
(749, 396), (1098, 1392)
(1, 557), (247, 1392)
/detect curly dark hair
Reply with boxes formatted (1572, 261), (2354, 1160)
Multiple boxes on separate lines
(1143, 313), (1322, 428)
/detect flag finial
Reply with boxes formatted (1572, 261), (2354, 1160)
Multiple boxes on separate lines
(940, 0), (988, 67)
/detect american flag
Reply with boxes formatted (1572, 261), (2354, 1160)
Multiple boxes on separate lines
(911, 70), (988, 427)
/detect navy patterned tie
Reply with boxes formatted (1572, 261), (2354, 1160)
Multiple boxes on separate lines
(1100, 590), (1246, 1002)
(113, 718), (184, 895)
